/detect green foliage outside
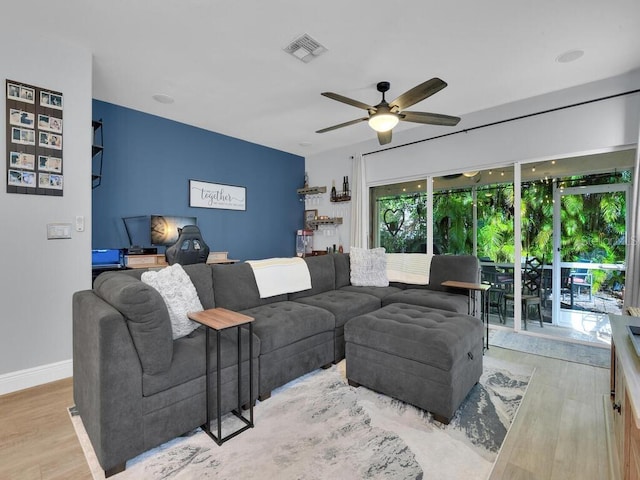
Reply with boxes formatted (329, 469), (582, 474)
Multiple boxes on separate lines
(377, 193), (427, 253)
(376, 172), (630, 294)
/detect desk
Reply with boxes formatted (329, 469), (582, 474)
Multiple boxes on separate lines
(206, 259), (239, 265)
(441, 280), (490, 351)
(187, 308), (254, 445)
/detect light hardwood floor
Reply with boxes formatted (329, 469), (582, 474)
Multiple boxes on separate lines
(0, 347), (612, 480)
(488, 347), (612, 480)
(0, 378), (90, 480)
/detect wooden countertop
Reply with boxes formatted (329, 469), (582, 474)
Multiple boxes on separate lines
(611, 313), (640, 428)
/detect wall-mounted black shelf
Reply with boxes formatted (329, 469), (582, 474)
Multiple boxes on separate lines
(92, 120), (103, 189)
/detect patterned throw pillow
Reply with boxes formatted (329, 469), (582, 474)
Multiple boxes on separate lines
(349, 247), (389, 287)
(142, 264), (203, 339)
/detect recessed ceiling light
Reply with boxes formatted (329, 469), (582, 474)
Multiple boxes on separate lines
(152, 93), (174, 104)
(556, 49), (584, 64)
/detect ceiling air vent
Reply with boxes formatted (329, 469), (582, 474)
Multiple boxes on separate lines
(283, 33), (327, 63)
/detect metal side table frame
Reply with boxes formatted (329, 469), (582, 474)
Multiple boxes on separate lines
(188, 307), (254, 445)
(441, 280), (491, 351)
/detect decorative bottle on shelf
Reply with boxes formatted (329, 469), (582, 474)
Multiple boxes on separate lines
(330, 180), (337, 201)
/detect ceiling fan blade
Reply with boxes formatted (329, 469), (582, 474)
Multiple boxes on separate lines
(321, 92), (374, 111)
(390, 78), (448, 111)
(400, 111), (461, 126)
(316, 117), (368, 134)
(377, 129), (392, 145)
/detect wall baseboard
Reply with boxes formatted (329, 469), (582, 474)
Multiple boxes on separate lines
(0, 359), (72, 396)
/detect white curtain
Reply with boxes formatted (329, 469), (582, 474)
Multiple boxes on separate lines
(350, 154), (368, 248)
(624, 121), (640, 310)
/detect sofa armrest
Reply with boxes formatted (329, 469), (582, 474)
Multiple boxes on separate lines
(73, 290), (144, 472)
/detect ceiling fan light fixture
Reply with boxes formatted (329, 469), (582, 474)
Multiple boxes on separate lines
(368, 113), (399, 132)
(463, 171), (479, 178)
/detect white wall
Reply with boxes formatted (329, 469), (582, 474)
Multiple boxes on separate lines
(302, 155), (356, 253)
(305, 70), (640, 252)
(0, 32), (92, 394)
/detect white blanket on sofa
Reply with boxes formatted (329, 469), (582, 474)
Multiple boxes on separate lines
(246, 257), (312, 298)
(386, 253), (432, 285)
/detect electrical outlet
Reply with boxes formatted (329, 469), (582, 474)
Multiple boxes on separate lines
(75, 215), (84, 232)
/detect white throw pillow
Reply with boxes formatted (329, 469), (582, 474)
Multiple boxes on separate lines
(350, 247), (389, 287)
(141, 264), (203, 339)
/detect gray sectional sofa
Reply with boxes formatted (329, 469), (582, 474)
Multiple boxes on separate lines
(73, 253), (481, 476)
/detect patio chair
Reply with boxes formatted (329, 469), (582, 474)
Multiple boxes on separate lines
(500, 256), (544, 329)
(560, 263), (593, 307)
(569, 260), (593, 301)
(480, 258), (514, 319)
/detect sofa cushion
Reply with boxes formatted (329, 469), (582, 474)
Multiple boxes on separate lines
(345, 303), (482, 371)
(141, 264), (202, 339)
(292, 290), (380, 328)
(119, 264), (215, 309)
(288, 254), (336, 300)
(333, 253), (351, 289)
(381, 288), (469, 313)
(182, 263), (215, 309)
(94, 272), (173, 375)
(339, 284), (402, 300)
(239, 301), (334, 354)
(349, 247), (388, 287)
(212, 263), (287, 311)
(426, 255), (480, 292)
(141, 327), (260, 397)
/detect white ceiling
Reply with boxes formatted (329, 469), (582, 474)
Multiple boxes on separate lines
(20, 0), (640, 157)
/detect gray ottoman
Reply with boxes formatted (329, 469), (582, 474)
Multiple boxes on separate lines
(344, 303), (483, 424)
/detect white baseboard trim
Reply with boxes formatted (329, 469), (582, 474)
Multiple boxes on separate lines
(0, 359), (73, 396)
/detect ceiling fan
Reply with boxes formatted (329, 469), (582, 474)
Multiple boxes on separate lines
(316, 78), (461, 145)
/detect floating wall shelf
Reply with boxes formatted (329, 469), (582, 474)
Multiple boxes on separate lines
(297, 186), (327, 196)
(307, 217), (343, 228)
(331, 192), (351, 203)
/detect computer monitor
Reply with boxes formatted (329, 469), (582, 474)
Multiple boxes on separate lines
(150, 215), (197, 246)
(91, 248), (123, 269)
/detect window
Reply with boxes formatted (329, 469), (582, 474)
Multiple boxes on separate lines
(370, 181), (427, 253)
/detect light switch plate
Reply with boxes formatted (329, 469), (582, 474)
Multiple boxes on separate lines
(75, 215), (84, 232)
(47, 223), (72, 239)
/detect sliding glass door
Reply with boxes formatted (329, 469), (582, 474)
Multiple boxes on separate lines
(551, 181), (629, 344)
(368, 149), (635, 345)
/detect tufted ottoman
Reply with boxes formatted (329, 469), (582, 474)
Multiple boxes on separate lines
(344, 303), (483, 424)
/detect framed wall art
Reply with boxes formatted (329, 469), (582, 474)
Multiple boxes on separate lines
(304, 209), (317, 229)
(189, 179), (246, 211)
(6, 79), (64, 196)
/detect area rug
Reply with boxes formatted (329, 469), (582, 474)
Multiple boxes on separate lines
(489, 329), (610, 368)
(69, 357), (532, 480)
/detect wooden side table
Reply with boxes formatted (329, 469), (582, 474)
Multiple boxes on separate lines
(188, 307), (255, 445)
(441, 280), (491, 351)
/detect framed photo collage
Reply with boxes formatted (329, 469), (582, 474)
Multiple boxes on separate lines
(6, 79), (64, 196)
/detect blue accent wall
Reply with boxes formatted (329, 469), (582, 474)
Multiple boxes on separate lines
(92, 100), (305, 260)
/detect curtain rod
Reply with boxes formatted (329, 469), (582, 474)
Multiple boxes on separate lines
(363, 88), (640, 157)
